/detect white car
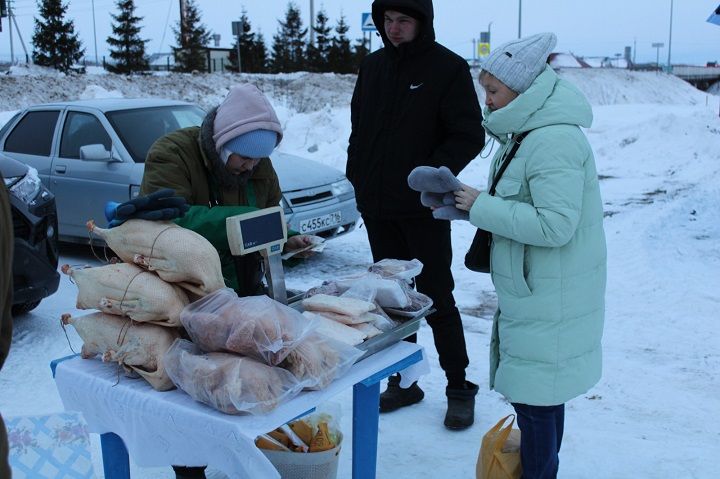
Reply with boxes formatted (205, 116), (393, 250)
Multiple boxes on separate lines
(0, 98), (359, 243)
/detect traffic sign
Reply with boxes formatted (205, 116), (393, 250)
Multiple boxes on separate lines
(708, 4), (720, 26)
(362, 12), (376, 31)
(477, 43), (490, 57)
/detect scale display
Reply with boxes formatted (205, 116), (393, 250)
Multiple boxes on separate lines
(226, 206), (287, 256)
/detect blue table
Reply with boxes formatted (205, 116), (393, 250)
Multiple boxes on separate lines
(52, 341), (426, 479)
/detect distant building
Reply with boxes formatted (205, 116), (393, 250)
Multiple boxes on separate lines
(148, 53), (174, 71)
(205, 47), (232, 73)
(548, 53), (591, 68)
(148, 48), (233, 73)
(577, 55), (629, 69)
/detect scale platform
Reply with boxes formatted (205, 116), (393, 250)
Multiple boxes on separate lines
(289, 298), (433, 362)
(355, 313), (429, 361)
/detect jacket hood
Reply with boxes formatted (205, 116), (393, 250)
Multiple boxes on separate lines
(483, 65), (593, 140)
(372, 0), (435, 54)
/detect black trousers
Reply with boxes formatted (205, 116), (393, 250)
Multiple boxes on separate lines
(0, 414), (9, 479)
(172, 465), (206, 478)
(362, 215), (469, 387)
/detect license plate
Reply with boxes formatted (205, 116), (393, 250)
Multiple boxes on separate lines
(299, 212), (342, 233)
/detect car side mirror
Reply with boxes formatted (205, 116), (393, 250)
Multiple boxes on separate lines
(79, 144), (119, 162)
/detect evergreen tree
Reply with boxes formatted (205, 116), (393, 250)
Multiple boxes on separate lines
(106, 0), (149, 74)
(172, 0), (211, 72)
(328, 14), (353, 74)
(270, 2), (307, 73)
(352, 36), (369, 73)
(32, 0), (84, 73)
(248, 32), (269, 73)
(307, 8), (331, 72)
(228, 10), (267, 73)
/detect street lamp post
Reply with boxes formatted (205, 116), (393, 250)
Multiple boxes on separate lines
(309, 0), (314, 46)
(667, 0), (674, 72)
(91, 0), (98, 66)
(518, 0), (522, 38)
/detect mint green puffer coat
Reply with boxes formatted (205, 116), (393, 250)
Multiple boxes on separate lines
(469, 65), (607, 406)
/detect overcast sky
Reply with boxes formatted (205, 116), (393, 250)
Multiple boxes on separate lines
(1, 0), (718, 66)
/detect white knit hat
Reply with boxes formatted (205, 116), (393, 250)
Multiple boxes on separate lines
(480, 32), (557, 93)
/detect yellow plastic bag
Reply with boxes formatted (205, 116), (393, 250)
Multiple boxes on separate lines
(476, 414), (522, 479)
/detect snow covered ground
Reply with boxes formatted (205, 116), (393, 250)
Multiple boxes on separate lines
(0, 67), (719, 478)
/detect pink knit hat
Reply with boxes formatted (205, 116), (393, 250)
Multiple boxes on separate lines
(212, 84), (283, 153)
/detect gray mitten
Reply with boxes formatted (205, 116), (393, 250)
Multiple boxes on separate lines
(432, 205), (469, 221)
(409, 166), (468, 221)
(408, 165), (461, 193)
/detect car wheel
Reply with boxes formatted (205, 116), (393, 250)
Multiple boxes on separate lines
(11, 300), (41, 316)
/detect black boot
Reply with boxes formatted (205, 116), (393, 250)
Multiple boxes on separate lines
(379, 374), (424, 412)
(172, 465), (207, 479)
(444, 381), (479, 430)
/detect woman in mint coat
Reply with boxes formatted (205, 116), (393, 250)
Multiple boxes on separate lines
(455, 33), (606, 479)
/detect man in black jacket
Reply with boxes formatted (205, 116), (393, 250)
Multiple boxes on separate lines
(347, 0), (485, 430)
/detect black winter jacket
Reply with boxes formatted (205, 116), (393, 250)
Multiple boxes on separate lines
(347, 0), (485, 219)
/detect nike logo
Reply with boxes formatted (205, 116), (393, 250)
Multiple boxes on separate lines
(409, 83), (424, 90)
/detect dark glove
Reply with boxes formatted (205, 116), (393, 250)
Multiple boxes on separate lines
(105, 188), (190, 228)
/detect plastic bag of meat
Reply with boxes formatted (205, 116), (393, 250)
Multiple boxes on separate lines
(180, 288), (315, 366)
(279, 330), (364, 390)
(62, 263), (189, 327)
(87, 219), (225, 299)
(61, 312), (180, 391)
(307, 273), (412, 309)
(165, 339), (304, 415)
(368, 258), (424, 282)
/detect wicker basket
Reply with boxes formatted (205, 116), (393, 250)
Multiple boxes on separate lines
(261, 433), (342, 479)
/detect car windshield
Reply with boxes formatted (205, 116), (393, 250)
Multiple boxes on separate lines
(105, 105), (205, 163)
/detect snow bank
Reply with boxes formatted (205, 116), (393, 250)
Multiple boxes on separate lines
(0, 64), (709, 115)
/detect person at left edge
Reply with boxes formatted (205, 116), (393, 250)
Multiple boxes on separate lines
(0, 172), (14, 479)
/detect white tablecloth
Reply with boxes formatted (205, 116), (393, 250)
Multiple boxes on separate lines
(54, 341), (429, 479)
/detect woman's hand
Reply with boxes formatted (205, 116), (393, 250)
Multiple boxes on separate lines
(455, 183), (481, 212)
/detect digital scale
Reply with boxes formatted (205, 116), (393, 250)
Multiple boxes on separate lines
(226, 206), (289, 304)
(225, 207), (433, 359)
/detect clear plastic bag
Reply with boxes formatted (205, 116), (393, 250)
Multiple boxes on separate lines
(368, 258), (424, 282)
(312, 272), (411, 309)
(164, 339), (304, 415)
(383, 289), (434, 318)
(280, 332), (364, 390)
(180, 288), (315, 365)
(343, 274), (410, 309)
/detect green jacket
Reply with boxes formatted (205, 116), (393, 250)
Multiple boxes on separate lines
(140, 121), (282, 293)
(470, 65), (607, 405)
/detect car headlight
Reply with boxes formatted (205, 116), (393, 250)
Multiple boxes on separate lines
(331, 179), (354, 198)
(7, 166), (42, 205)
